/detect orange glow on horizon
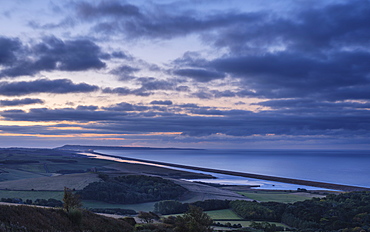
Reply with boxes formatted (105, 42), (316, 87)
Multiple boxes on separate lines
(47, 126), (88, 130)
(0, 132), (124, 138)
(138, 132), (182, 136)
(0, 131), (182, 139)
(0, 120), (91, 126)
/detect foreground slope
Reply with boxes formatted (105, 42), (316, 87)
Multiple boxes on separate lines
(0, 204), (133, 231)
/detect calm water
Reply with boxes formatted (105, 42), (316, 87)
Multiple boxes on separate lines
(94, 149), (370, 190)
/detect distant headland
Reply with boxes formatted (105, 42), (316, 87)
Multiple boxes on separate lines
(55, 145), (204, 151)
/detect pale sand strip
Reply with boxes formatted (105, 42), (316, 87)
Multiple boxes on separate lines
(92, 152), (370, 192)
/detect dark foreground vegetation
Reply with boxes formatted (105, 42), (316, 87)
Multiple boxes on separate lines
(79, 175), (187, 204)
(155, 191), (370, 232)
(1, 147), (370, 231)
(1, 197), (63, 207)
(2, 188), (370, 231)
(0, 205), (133, 232)
(155, 199), (231, 215)
(0, 201), (213, 232)
(242, 191), (370, 231)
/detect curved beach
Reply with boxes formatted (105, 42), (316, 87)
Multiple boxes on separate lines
(91, 151), (370, 192)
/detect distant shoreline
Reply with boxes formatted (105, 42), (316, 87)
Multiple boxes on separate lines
(89, 150), (370, 192)
(55, 145), (204, 151)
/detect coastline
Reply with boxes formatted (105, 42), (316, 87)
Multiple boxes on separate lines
(89, 151), (370, 192)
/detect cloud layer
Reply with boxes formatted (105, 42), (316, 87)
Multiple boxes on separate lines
(0, 79), (99, 96)
(0, 36), (106, 78)
(0, 0), (369, 149)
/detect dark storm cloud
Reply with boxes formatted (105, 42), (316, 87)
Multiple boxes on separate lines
(0, 98), (44, 106)
(178, 103), (199, 108)
(210, 50), (370, 100)
(251, 99), (370, 119)
(76, 105), (99, 111)
(175, 86), (190, 92)
(2, 104), (368, 139)
(103, 77), (177, 96)
(28, 17), (77, 30)
(92, 111), (369, 138)
(188, 108), (224, 116)
(193, 91), (213, 99)
(323, 85), (370, 101)
(0, 36), (21, 65)
(110, 65), (140, 80)
(102, 87), (131, 95)
(103, 102), (149, 112)
(0, 107), (123, 122)
(102, 87), (152, 97)
(0, 79), (98, 96)
(181, 51), (370, 101)
(100, 51), (131, 60)
(0, 36), (106, 78)
(254, 99), (370, 110)
(69, 0), (370, 52)
(191, 89), (258, 99)
(163, 1), (370, 101)
(34, 36), (106, 71)
(212, 90), (236, 98)
(5, 0), (367, 147)
(187, 107), (252, 116)
(204, 1), (370, 101)
(72, 1), (262, 39)
(111, 51), (131, 59)
(191, 89), (238, 99)
(173, 68), (225, 82)
(138, 78), (176, 91)
(58, 0), (370, 102)
(150, 100), (172, 105)
(204, 0), (370, 53)
(76, 1), (141, 19)
(171, 51), (208, 67)
(0, 125), (72, 136)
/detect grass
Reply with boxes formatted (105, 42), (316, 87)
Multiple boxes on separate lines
(165, 209), (291, 230)
(165, 209), (242, 220)
(0, 204), (133, 232)
(0, 168), (47, 182)
(213, 220), (289, 228)
(82, 200), (156, 212)
(0, 149), (117, 179)
(0, 190), (64, 201)
(204, 209), (242, 220)
(0, 189), (157, 212)
(237, 191), (324, 203)
(207, 209), (290, 229)
(14, 164), (46, 173)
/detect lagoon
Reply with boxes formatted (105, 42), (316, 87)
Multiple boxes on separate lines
(94, 149), (370, 190)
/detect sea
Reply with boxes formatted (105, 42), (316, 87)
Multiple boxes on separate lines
(91, 149), (370, 190)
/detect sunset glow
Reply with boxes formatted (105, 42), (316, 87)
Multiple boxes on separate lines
(0, 0), (369, 149)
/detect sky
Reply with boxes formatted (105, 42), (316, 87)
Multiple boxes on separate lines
(0, 0), (369, 149)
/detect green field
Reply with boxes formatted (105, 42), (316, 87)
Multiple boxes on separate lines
(205, 209), (289, 229)
(82, 200), (156, 212)
(213, 220), (289, 229)
(0, 149), (118, 182)
(0, 168), (48, 182)
(0, 190), (157, 212)
(163, 209), (291, 230)
(0, 190), (64, 201)
(237, 191), (324, 203)
(204, 209), (242, 220)
(166, 209), (242, 220)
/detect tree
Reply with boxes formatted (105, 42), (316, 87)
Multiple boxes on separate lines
(63, 187), (82, 212)
(138, 211), (159, 223)
(174, 205), (213, 232)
